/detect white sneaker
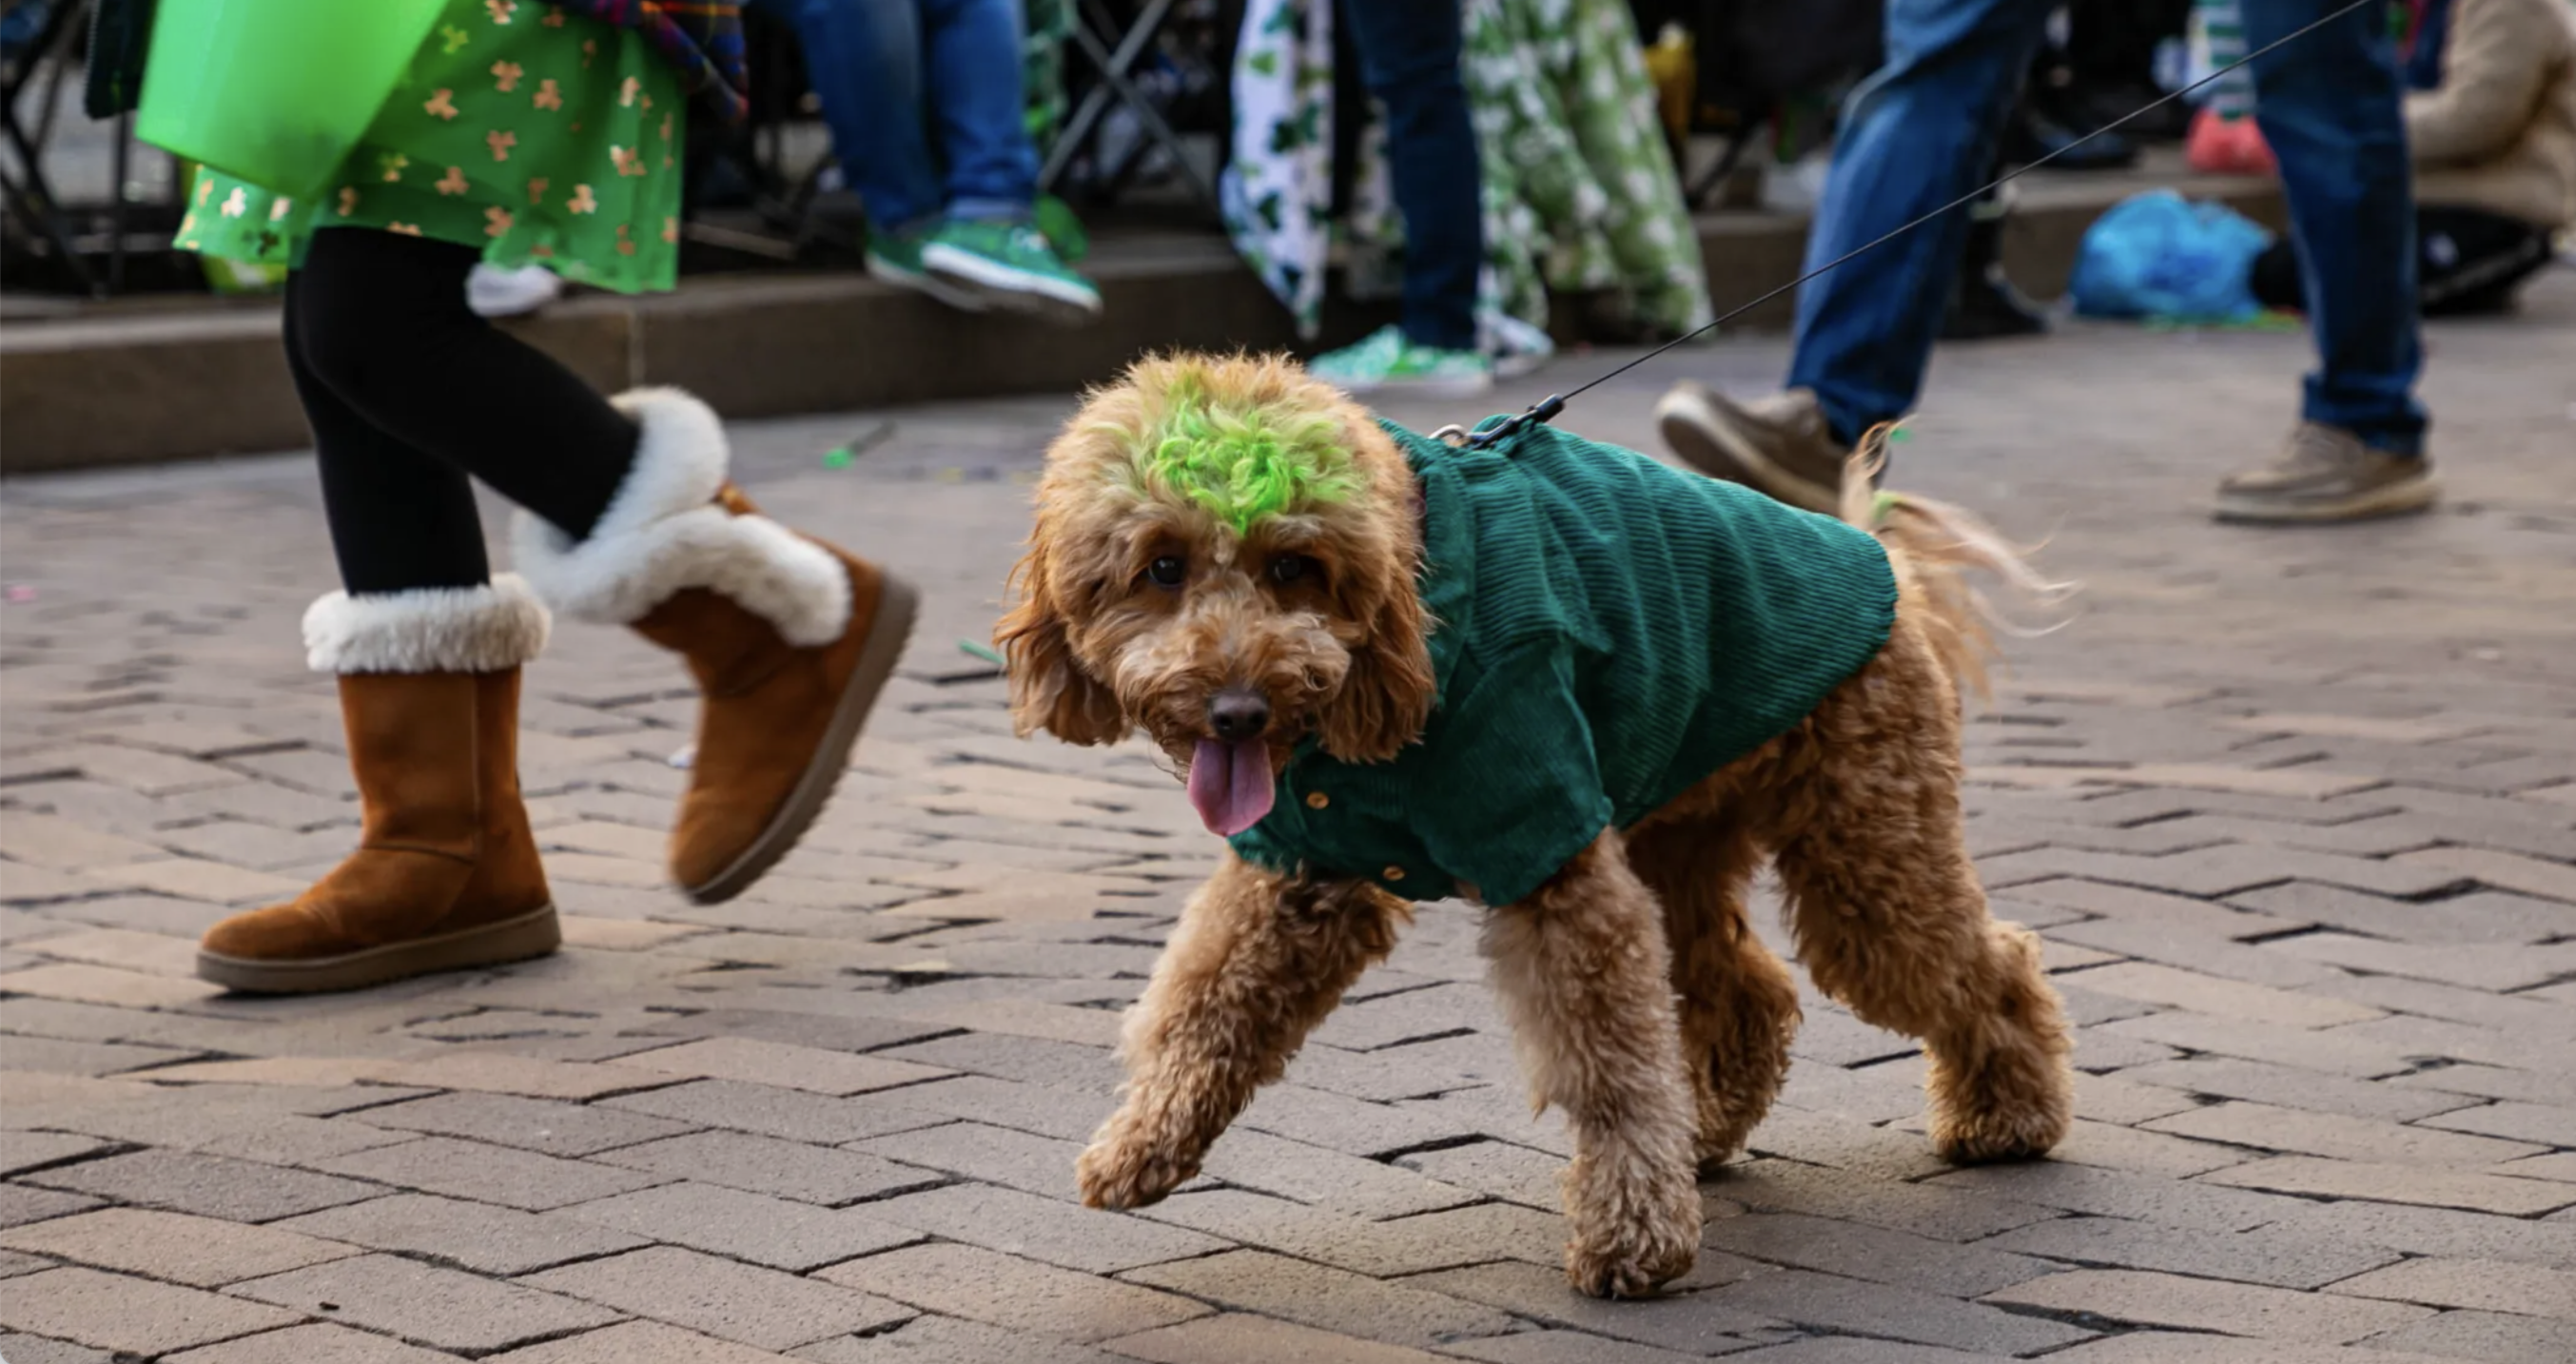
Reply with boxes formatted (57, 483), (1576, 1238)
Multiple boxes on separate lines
(1309, 325), (1494, 399)
(467, 263), (563, 319)
(1487, 314), (1556, 381)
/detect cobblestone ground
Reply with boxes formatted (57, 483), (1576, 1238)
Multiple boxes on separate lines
(2, 275), (2572, 1364)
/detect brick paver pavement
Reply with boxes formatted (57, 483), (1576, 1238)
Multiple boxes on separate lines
(2, 276), (2571, 1362)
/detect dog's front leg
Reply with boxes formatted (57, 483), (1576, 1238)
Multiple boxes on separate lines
(1078, 852), (1405, 1210)
(1484, 829), (1701, 1297)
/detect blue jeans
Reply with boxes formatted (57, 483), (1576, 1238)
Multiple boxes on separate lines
(1787, 0), (2425, 456)
(1339, 0), (1482, 352)
(753, 0), (1040, 234)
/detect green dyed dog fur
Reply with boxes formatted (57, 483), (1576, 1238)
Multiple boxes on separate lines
(1109, 383), (1359, 536)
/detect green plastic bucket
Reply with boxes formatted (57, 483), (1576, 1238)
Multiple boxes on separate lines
(136, 0), (445, 202)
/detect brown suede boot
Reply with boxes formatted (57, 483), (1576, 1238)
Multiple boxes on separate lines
(198, 578), (557, 992)
(514, 389), (917, 904)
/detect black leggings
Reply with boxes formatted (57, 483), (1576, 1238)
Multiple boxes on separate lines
(286, 228), (641, 594)
(2252, 205), (2557, 320)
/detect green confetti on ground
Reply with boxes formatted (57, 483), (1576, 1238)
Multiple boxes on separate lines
(2139, 311), (2302, 334)
(958, 639), (1005, 665)
(821, 420), (898, 471)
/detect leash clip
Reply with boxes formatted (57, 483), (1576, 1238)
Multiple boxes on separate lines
(1463, 394), (1566, 451)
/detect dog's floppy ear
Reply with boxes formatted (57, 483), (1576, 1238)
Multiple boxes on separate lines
(1317, 548), (1434, 764)
(996, 538), (1128, 747)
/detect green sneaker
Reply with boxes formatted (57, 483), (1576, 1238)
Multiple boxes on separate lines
(1309, 325), (1493, 399)
(922, 220), (1102, 324)
(867, 230), (991, 313)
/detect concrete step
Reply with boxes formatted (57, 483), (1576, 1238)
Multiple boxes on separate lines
(0, 164), (2282, 474)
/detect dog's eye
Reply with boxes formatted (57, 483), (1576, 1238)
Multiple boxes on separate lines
(1145, 555), (1187, 588)
(1267, 554), (1319, 586)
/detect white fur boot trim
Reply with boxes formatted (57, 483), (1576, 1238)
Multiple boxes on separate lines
(303, 574), (552, 674)
(510, 387), (851, 647)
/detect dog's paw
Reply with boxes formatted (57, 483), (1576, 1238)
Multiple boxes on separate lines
(1563, 1209), (1699, 1299)
(1562, 1154), (1701, 1298)
(1929, 1107), (2068, 1164)
(1076, 1133), (1197, 1210)
(1927, 1050), (2072, 1163)
(1691, 1110), (1763, 1176)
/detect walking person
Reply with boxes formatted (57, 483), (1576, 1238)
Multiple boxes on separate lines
(1658, 0), (2436, 523)
(170, 0), (916, 992)
(754, 0), (1101, 322)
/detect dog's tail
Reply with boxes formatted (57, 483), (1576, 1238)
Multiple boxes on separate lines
(1837, 429), (2075, 704)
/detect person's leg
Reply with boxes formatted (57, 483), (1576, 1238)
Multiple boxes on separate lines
(284, 273), (491, 596)
(750, 0), (996, 308)
(1658, 0), (2053, 511)
(302, 226), (917, 907)
(749, 0), (942, 237)
(1337, 0), (1480, 353)
(2211, 0), (2432, 522)
(919, 0), (1039, 223)
(198, 269), (557, 994)
(2239, 0), (2423, 453)
(293, 228), (638, 540)
(1791, 0), (2059, 442)
(909, 0), (1101, 322)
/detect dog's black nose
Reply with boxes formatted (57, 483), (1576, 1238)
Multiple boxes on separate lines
(1207, 689), (1271, 742)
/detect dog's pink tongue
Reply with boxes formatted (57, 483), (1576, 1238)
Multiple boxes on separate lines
(1188, 738), (1276, 836)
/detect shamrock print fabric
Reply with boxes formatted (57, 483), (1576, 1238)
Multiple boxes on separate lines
(1220, 0), (1336, 337)
(1220, 0), (1711, 347)
(176, 0), (683, 293)
(1461, 0), (1713, 341)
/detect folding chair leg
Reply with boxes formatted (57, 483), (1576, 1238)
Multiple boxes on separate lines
(1041, 0), (1217, 210)
(2, 0), (104, 294)
(1686, 119), (1765, 210)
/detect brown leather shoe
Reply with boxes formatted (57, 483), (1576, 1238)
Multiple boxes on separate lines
(515, 389), (917, 904)
(198, 578), (557, 993)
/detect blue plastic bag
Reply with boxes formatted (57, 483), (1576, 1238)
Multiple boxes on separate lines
(2069, 189), (2275, 322)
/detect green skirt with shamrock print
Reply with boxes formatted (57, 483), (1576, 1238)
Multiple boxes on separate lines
(175, 0), (683, 293)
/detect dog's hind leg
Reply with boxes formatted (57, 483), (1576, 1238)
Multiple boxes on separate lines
(1761, 618), (2074, 1163)
(1484, 829), (1701, 1297)
(1078, 853), (1404, 1211)
(1629, 812), (1802, 1173)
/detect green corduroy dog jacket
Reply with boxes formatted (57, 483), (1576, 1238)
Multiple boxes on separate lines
(1228, 417), (1900, 906)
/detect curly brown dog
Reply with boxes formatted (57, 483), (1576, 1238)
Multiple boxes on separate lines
(997, 353), (2075, 1298)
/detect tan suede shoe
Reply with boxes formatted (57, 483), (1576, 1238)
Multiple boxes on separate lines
(515, 389), (917, 904)
(199, 579), (557, 993)
(2214, 423), (2439, 523)
(1654, 383), (1852, 515)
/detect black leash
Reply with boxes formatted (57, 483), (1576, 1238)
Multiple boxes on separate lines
(1464, 0), (2382, 450)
